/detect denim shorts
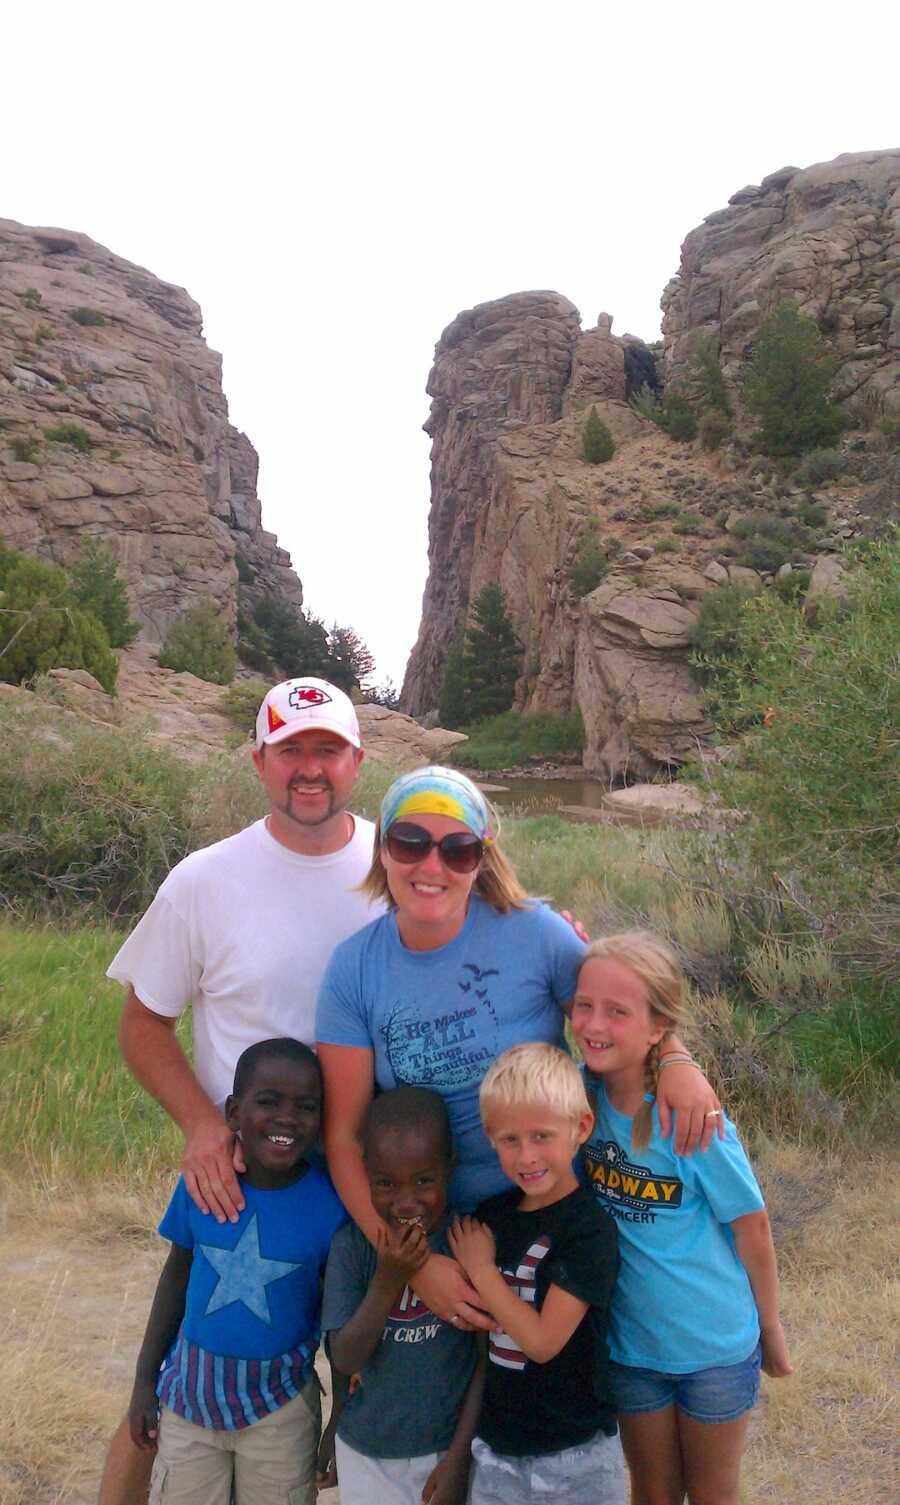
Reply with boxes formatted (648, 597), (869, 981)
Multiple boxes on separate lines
(609, 1343), (761, 1424)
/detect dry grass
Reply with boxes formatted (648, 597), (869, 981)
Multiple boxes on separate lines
(1, 1145), (896, 1504)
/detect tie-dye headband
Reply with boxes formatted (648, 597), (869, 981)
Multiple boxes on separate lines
(380, 766), (490, 840)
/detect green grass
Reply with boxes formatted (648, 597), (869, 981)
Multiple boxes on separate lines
(0, 923), (185, 1182)
(449, 710), (585, 771)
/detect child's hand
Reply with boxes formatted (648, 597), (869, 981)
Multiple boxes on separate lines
(375, 1221), (430, 1280)
(761, 1320), (794, 1378)
(315, 1413), (338, 1492)
(421, 1451), (470, 1505)
(448, 1216), (496, 1279)
(127, 1378), (160, 1450)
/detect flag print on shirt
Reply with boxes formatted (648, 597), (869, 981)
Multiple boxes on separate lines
(489, 1234), (552, 1371)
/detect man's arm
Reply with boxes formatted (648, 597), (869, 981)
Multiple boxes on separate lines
(118, 989), (244, 1223)
(128, 1243), (192, 1448)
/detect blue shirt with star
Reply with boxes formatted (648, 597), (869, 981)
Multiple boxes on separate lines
(160, 1168), (346, 1360)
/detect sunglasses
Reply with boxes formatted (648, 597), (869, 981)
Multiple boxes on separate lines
(383, 821), (485, 874)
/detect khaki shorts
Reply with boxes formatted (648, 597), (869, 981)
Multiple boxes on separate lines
(149, 1373), (320, 1505)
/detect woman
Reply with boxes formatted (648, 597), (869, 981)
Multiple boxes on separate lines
(316, 767), (720, 1327)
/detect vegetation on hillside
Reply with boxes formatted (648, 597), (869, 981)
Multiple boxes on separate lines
(448, 709), (585, 771)
(582, 405), (615, 463)
(439, 585), (523, 727)
(0, 543), (120, 692)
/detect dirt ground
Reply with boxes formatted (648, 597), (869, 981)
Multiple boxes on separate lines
(1, 1148), (897, 1505)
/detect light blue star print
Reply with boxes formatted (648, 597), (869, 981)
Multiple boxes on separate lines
(200, 1214), (301, 1326)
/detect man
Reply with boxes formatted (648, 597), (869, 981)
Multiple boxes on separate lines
(100, 676), (380, 1503)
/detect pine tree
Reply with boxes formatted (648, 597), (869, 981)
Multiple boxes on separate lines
(68, 537), (140, 648)
(582, 406), (616, 464)
(743, 303), (844, 457)
(328, 625), (376, 692)
(439, 629), (469, 728)
(687, 333), (732, 417)
(158, 600), (237, 684)
(462, 585), (523, 722)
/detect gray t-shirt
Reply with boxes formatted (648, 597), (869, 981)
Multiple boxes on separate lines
(322, 1220), (477, 1459)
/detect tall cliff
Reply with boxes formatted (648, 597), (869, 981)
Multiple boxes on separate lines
(402, 148), (900, 777)
(0, 218), (302, 643)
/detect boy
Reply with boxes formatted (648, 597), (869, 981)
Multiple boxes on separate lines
(321, 1087), (485, 1505)
(449, 1042), (624, 1505)
(128, 1038), (345, 1505)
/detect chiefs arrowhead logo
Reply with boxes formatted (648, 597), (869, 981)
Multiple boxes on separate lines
(288, 685), (332, 710)
(267, 705), (287, 734)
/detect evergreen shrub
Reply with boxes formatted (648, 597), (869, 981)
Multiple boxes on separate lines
(158, 600), (237, 684)
(582, 406), (615, 464)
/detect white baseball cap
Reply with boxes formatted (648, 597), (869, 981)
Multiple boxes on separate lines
(254, 678), (361, 750)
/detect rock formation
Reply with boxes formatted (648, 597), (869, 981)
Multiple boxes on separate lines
(662, 149), (900, 414)
(0, 218), (302, 643)
(403, 148), (900, 778)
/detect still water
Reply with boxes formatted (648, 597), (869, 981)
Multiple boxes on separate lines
(477, 774), (608, 816)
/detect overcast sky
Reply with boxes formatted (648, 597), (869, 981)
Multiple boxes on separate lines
(5, 1), (899, 687)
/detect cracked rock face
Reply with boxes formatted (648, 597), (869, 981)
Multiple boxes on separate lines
(0, 218), (302, 644)
(661, 149), (900, 414)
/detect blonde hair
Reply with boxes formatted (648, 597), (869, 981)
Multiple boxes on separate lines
(359, 816), (529, 914)
(480, 1043), (592, 1132)
(580, 932), (690, 1152)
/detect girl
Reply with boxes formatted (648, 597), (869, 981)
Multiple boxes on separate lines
(570, 933), (793, 1505)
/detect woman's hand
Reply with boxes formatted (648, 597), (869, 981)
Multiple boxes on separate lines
(375, 1222), (430, 1281)
(655, 1060), (724, 1154)
(448, 1216), (496, 1281)
(760, 1320), (794, 1378)
(410, 1251), (495, 1332)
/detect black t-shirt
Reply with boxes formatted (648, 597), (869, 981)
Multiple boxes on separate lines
(475, 1184), (618, 1457)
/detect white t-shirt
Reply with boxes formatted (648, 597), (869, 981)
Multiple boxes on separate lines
(107, 816), (382, 1109)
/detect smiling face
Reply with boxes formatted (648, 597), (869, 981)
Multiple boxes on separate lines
(379, 812), (481, 950)
(365, 1124), (451, 1235)
(226, 1056), (322, 1189)
(252, 729), (363, 849)
(570, 956), (667, 1087)
(486, 1103), (593, 1211)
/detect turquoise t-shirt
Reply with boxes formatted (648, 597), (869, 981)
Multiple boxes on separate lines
(581, 1075), (764, 1372)
(316, 896), (585, 1211)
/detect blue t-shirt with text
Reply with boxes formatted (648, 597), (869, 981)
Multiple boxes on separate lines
(582, 1075), (764, 1372)
(316, 896), (585, 1211)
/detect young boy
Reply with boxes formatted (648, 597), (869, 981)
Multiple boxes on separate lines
(321, 1086), (485, 1505)
(128, 1038), (345, 1505)
(449, 1042), (624, 1505)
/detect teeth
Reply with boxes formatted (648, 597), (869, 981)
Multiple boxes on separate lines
(412, 883), (443, 894)
(268, 1135), (295, 1145)
(396, 1216), (423, 1225)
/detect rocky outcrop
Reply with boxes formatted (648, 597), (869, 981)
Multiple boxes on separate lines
(0, 218), (302, 643)
(403, 149), (899, 779)
(661, 150), (900, 414)
(573, 575), (709, 777)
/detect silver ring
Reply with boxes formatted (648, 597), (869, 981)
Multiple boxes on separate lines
(450, 1314), (459, 1324)
(704, 1109), (722, 1118)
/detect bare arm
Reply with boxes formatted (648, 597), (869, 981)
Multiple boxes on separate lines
(318, 1042), (493, 1332)
(449, 1218), (588, 1364)
(655, 1034), (725, 1155)
(422, 1337), (487, 1505)
(318, 1042), (382, 1243)
(732, 1209), (793, 1377)
(329, 1224), (429, 1375)
(118, 988), (244, 1223)
(127, 1243), (192, 1448)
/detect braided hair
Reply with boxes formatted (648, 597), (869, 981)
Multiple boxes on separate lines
(581, 932), (689, 1152)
